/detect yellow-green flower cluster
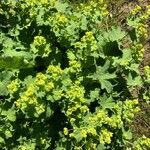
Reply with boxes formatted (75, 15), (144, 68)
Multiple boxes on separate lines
(45, 82), (54, 92)
(99, 129), (113, 144)
(40, 137), (47, 145)
(63, 127), (69, 135)
(13, 65), (63, 116)
(66, 83), (85, 101)
(83, 32), (98, 52)
(87, 127), (97, 136)
(134, 136), (150, 150)
(79, 0), (109, 17)
(123, 99), (140, 123)
(24, 84), (36, 97)
(89, 109), (123, 128)
(79, 4), (92, 13)
(7, 79), (20, 94)
(120, 59), (130, 66)
(81, 32), (95, 43)
(97, 0), (109, 17)
(130, 5), (149, 40)
(65, 102), (131, 146)
(130, 5), (150, 19)
(139, 5), (150, 20)
(74, 42), (82, 49)
(15, 84), (35, 105)
(80, 105), (89, 113)
(82, 141), (97, 150)
(15, 84), (45, 115)
(104, 115), (123, 128)
(69, 60), (81, 73)
(55, 13), (68, 24)
(80, 129), (87, 138)
(69, 128), (88, 139)
(33, 36), (46, 46)
(144, 65), (150, 83)
(146, 5), (150, 16)
(66, 104), (88, 117)
(64, 97), (139, 146)
(46, 65), (63, 79)
(131, 5), (142, 15)
(35, 72), (47, 86)
(48, 12), (68, 34)
(31, 36), (52, 57)
(74, 31), (98, 59)
(135, 23), (148, 39)
(65, 80), (89, 119)
(88, 110), (106, 124)
(66, 105), (80, 116)
(131, 43), (145, 61)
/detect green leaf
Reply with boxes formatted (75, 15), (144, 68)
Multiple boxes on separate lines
(0, 56), (33, 69)
(52, 90), (62, 101)
(127, 17), (140, 27)
(100, 80), (113, 93)
(4, 49), (31, 59)
(46, 106), (53, 118)
(0, 82), (8, 96)
(127, 73), (142, 87)
(5, 130), (12, 139)
(36, 7), (45, 25)
(0, 137), (4, 143)
(99, 96), (115, 109)
(23, 76), (34, 86)
(121, 48), (132, 62)
(0, 71), (13, 96)
(122, 128), (132, 140)
(97, 144), (106, 150)
(67, 50), (76, 60)
(103, 26), (125, 42)
(37, 91), (46, 98)
(55, 2), (69, 13)
(113, 48), (132, 67)
(91, 61), (116, 93)
(80, 17), (88, 30)
(127, 63), (139, 73)
(73, 132), (83, 142)
(46, 95), (53, 101)
(6, 109), (16, 122)
(90, 88), (100, 102)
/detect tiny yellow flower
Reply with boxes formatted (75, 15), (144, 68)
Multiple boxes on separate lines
(63, 127), (69, 135)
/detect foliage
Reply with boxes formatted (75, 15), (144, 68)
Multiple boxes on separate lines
(0, 0), (150, 149)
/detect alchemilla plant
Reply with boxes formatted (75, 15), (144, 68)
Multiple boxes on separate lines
(0, 0), (150, 149)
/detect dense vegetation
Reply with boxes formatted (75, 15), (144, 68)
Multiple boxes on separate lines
(0, 0), (150, 149)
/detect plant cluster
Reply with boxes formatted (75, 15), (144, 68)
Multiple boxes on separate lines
(0, 0), (150, 149)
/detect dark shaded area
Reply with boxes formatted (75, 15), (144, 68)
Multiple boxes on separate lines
(128, 28), (137, 41)
(103, 41), (123, 57)
(89, 100), (100, 113)
(113, 74), (131, 101)
(18, 21), (39, 47)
